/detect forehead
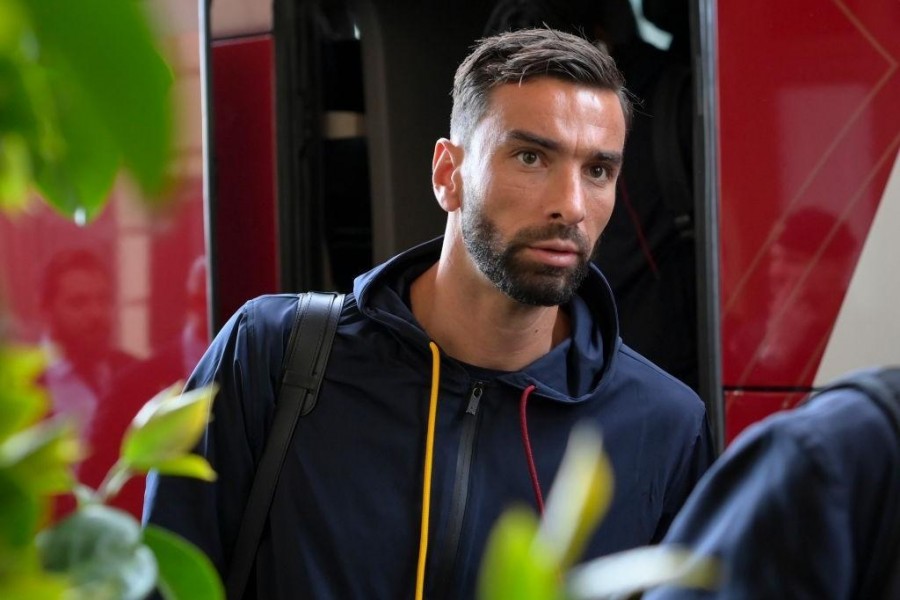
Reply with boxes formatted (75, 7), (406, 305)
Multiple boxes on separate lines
(477, 78), (626, 149)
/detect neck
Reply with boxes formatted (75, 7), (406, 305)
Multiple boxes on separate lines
(410, 240), (570, 371)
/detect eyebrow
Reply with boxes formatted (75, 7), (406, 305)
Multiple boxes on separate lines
(506, 129), (624, 165)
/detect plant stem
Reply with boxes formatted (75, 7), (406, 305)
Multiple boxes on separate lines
(96, 459), (133, 503)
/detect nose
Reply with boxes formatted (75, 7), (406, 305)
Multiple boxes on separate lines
(547, 167), (586, 225)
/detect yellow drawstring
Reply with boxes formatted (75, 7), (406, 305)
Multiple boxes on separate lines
(415, 342), (441, 600)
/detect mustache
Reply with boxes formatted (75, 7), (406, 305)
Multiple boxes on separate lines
(506, 223), (591, 256)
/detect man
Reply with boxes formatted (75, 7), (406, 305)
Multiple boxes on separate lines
(144, 28), (714, 599)
(39, 248), (141, 518)
(646, 368), (900, 599)
(486, 1), (700, 392)
(40, 248), (137, 439)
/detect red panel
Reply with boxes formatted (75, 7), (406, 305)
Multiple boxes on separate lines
(724, 390), (807, 446)
(0, 16), (206, 521)
(717, 0), (900, 388)
(0, 183), (207, 519)
(211, 36), (279, 325)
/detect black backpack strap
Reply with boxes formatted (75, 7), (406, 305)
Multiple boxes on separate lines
(225, 291), (344, 600)
(808, 367), (900, 599)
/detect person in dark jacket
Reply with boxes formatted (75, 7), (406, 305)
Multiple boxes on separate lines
(143, 28), (714, 599)
(646, 368), (900, 599)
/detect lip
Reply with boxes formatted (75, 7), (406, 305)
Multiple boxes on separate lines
(529, 239), (582, 254)
(523, 240), (583, 267)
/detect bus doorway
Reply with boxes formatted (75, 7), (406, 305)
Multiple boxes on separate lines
(271, 0), (723, 445)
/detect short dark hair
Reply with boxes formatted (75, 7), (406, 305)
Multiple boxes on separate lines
(450, 28), (631, 145)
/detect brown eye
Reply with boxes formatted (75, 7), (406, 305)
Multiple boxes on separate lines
(588, 165), (608, 180)
(518, 151), (539, 166)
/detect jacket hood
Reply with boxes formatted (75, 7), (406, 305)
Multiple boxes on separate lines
(353, 237), (621, 403)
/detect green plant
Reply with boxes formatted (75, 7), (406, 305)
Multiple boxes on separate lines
(0, 348), (222, 599)
(478, 425), (718, 600)
(0, 1), (221, 597)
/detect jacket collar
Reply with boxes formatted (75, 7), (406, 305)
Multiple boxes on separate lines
(353, 237), (621, 402)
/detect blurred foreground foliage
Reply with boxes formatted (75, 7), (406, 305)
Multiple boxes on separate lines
(0, 352), (222, 599)
(0, 0), (173, 223)
(478, 426), (719, 600)
(0, 1), (221, 597)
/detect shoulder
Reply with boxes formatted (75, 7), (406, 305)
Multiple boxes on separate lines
(682, 384), (898, 524)
(238, 293), (304, 333)
(737, 387), (898, 487)
(225, 291), (357, 359)
(186, 294), (306, 387)
(203, 295), (299, 363)
(613, 342), (706, 421)
(595, 344), (711, 477)
(228, 292), (355, 362)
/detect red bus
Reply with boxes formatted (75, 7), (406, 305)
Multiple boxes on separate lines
(1, 0), (897, 518)
(205, 0), (900, 451)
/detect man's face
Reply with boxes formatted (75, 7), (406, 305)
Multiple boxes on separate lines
(458, 78), (626, 305)
(47, 268), (114, 358)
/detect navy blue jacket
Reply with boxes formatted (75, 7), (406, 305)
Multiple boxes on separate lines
(144, 238), (714, 599)
(646, 376), (900, 600)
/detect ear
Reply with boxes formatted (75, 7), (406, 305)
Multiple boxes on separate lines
(432, 138), (463, 213)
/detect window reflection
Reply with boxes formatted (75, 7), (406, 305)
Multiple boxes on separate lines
(40, 249), (137, 437)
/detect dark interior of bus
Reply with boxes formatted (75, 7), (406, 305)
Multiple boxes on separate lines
(273, 0), (706, 396)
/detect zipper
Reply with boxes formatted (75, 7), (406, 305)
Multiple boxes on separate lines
(431, 381), (484, 598)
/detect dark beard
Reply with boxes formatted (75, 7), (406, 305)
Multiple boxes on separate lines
(461, 205), (594, 306)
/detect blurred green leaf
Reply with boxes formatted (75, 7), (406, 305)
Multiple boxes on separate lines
(37, 504), (157, 600)
(566, 545), (719, 599)
(0, 469), (40, 549)
(31, 67), (119, 221)
(143, 524), (224, 600)
(0, 540), (65, 598)
(0, 346), (49, 441)
(0, 572), (67, 600)
(0, 50), (49, 204)
(23, 0), (173, 200)
(537, 425), (614, 569)
(0, 418), (82, 495)
(477, 506), (561, 600)
(0, 0), (175, 221)
(0, 1), (27, 53)
(0, 133), (31, 210)
(0, 57), (35, 139)
(151, 455), (216, 482)
(120, 383), (216, 474)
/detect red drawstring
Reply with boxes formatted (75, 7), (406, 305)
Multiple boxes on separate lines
(519, 384), (544, 515)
